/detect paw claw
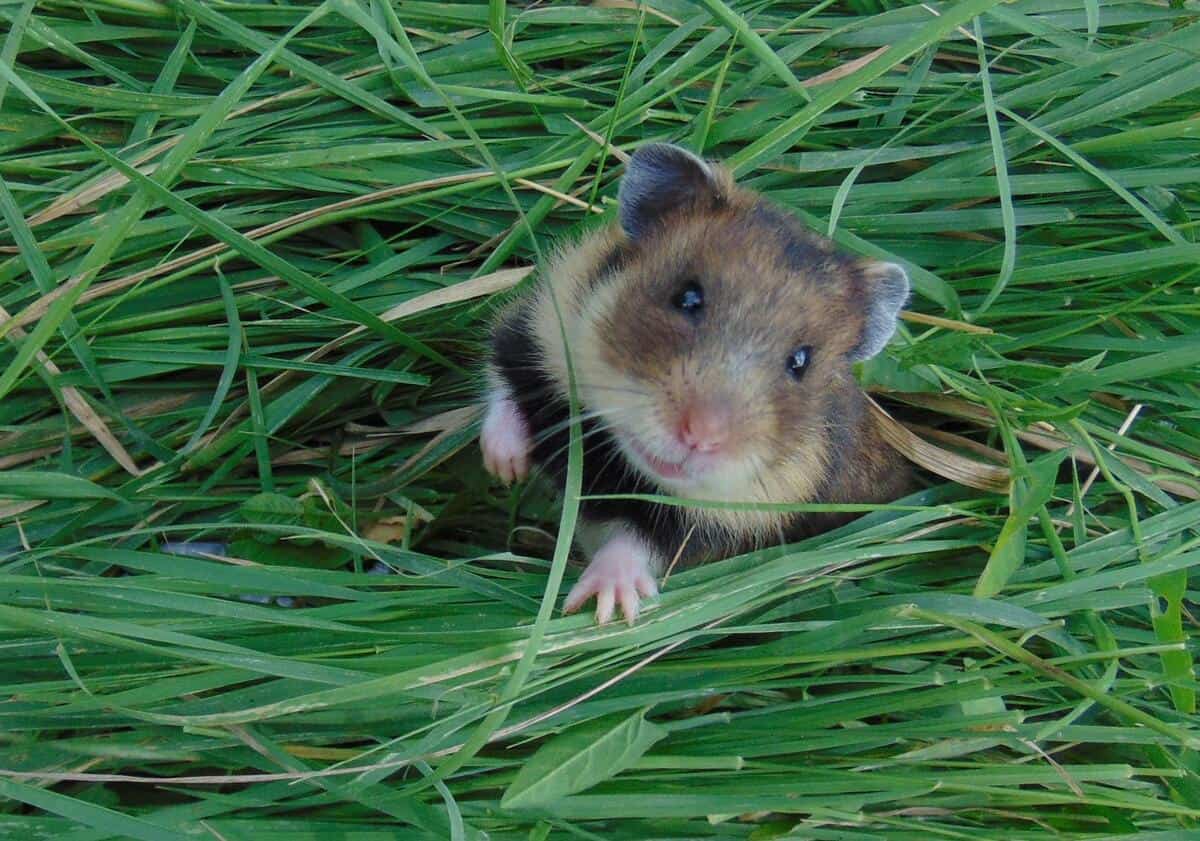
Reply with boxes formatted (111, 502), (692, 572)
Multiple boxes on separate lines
(635, 572), (658, 599)
(595, 588), (615, 625)
(618, 586), (639, 626)
(563, 579), (592, 615)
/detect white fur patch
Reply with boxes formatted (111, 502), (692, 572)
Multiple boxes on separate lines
(480, 383), (531, 485)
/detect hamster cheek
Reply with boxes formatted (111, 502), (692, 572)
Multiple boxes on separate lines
(480, 387), (531, 485)
(564, 527), (660, 625)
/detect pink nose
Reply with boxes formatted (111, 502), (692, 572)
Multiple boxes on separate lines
(678, 401), (731, 453)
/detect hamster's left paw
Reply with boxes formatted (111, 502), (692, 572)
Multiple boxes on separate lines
(481, 392), (531, 484)
(564, 531), (659, 625)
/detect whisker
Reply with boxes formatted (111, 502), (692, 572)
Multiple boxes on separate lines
(526, 404), (651, 450)
(594, 437), (635, 484)
(533, 420), (628, 470)
(488, 375), (655, 401)
(484, 378), (655, 403)
(755, 471), (789, 552)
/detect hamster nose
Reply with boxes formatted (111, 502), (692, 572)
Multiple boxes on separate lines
(678, 402), (732, 454)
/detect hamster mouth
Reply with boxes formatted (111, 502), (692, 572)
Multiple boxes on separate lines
(622, 434), (698, 482)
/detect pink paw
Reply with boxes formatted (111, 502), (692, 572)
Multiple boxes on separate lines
(564, 532), (659, 625)
(481, 392), (531, 484)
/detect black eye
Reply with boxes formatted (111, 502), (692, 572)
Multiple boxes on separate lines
(672, 280), (704, 314)
(786, 345), (812, 380)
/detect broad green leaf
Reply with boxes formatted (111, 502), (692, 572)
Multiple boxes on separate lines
(501, 711), (668, 810)
(975, 449), (1070, 598)
(228, 536), (352, 570)
(1149, 567), (1195, 715)
(240, 492), (305, 528)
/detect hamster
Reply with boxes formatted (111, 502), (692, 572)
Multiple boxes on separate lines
(482, 143), (913, 624)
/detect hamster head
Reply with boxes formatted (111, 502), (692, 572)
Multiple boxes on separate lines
(541, 143), (909, 507)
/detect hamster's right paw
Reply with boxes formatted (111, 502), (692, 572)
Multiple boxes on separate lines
(564, 531), (658, 625)
(481, 393), (531, 484)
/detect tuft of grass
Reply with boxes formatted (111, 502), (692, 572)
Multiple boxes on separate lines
(2, 1), (1199, 838)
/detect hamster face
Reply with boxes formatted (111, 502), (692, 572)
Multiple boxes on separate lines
(573, 208), (864, 502)
(532, 144), (909, 512)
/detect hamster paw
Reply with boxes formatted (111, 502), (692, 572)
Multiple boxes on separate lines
(481, 392), (531, 484)
(564, 532), (659, 625)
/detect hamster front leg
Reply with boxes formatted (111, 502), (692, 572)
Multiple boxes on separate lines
(480, 388), (660, 622)
(480, 379), (531, 485)
(564, 521), (661, 624)
(483, 304), (540, 485)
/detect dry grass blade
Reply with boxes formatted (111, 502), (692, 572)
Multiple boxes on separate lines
(390, 404), (482, 478)
(868, 395), (1011, 492)
(515, 177), (604, 213)
(377, 266), (533, 326)
(0, 500), (44, 520)
(895, 392), (1199, 499)
(26, 140), (173, 227)
(0, 304), (140, 475)
(802, 46), (889, 88)
(274, 405), (481, 466)
(900, 310), (994, 334)
(569, 116), (632, 164)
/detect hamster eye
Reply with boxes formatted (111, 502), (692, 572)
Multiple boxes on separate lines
(786, 345), (813, 380)
(671, 280), (704, 315)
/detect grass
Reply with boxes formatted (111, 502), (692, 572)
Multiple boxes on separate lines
(1, 0), (1199, 838)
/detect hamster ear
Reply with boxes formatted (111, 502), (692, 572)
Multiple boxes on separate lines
(849, 261), (910, 361)
(618, 143), (725, 240)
